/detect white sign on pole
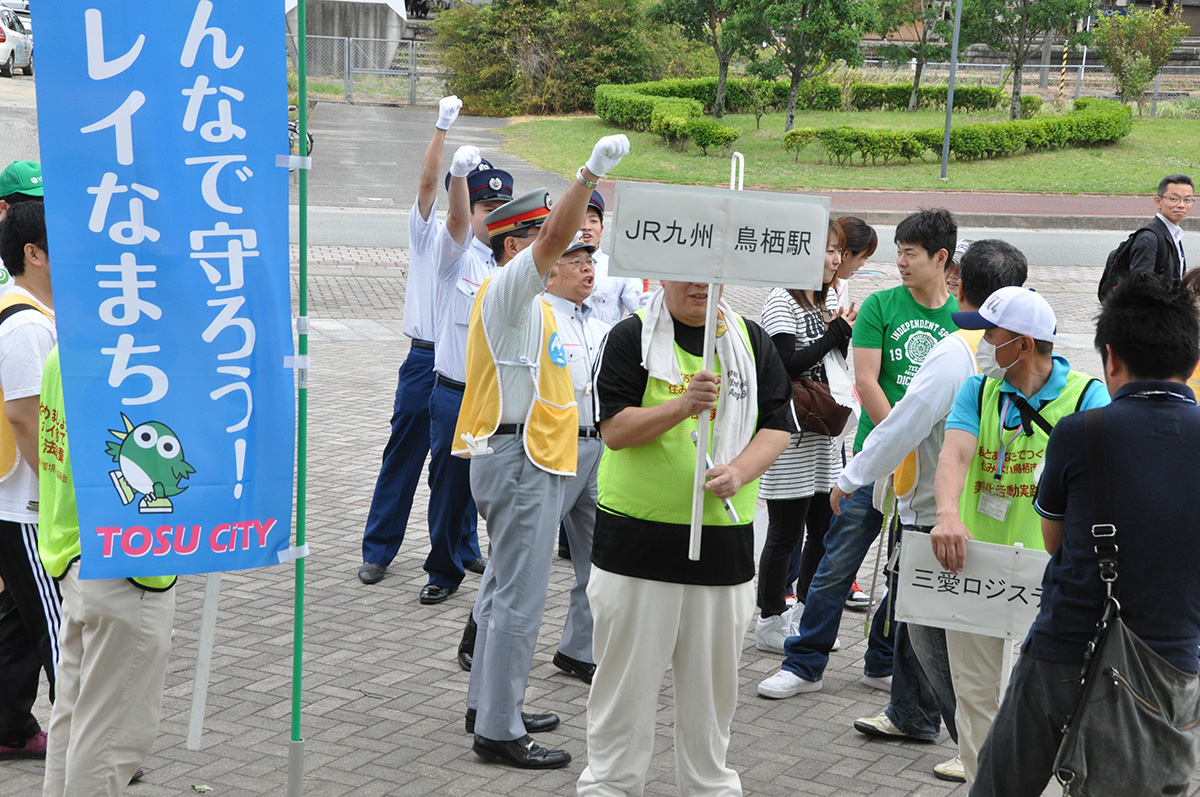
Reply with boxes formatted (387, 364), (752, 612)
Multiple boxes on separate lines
(608, 182), (830, 289)
(896, 530), (1051, 640)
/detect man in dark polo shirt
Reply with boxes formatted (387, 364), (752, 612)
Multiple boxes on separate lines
(972, 273), (1200, 796)
(577, 282), (792, 795)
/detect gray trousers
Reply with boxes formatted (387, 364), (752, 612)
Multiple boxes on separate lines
(557, 438), (601, 664)
(466, 434), (566, 741)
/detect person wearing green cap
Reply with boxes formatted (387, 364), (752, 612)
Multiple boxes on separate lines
(0, 161), (43, 221)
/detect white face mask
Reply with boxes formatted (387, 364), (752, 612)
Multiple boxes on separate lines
(975, 335), (1021, 380)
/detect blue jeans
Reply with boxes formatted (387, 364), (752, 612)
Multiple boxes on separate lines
(782, 482), (893, 681)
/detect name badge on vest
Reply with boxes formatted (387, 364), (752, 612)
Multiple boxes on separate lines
(548, 332), (567, 367)
(977, 492), (1010, 522)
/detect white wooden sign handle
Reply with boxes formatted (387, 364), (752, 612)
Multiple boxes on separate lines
(687, 153), (746, 561)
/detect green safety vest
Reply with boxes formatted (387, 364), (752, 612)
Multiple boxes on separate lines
(959, 370), (1095, 549)
(597, 309), (759, 526)
(38, 346), (176, 591)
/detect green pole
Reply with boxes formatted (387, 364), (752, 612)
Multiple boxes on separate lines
(288, 0), (309, 794)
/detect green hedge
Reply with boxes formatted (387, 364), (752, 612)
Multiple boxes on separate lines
(687, 117), (741, 155)
(789, 97), (1132, 166)
(848, 83), (1006, 112)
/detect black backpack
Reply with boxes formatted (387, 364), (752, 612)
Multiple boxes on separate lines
(1097, 225), (1154, 302)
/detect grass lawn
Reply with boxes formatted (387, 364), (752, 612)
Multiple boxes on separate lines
(500, 108), (1200, 195)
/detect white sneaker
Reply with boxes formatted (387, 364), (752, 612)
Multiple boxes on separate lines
(933, 755), (966, 783)
(832, 636), (842, 652)
(781, 618), (840, 653)
(755, 613), (788, 654)
(861, 674), (893, 692)
(853, 712), (908, 738)
(757, 669), (822, 699)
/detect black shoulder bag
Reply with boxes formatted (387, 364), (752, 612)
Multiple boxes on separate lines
(1051, 407), (1200, 796)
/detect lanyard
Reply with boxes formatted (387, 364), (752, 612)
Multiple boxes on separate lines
(994, 395), (1026, 482)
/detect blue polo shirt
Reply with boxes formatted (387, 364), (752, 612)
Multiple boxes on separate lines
(946, 354), (1109, 436)
(1028, 380), (1200, 672)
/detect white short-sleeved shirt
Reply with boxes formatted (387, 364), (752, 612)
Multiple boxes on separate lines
(402, 197), (441, 342)
(434, 227), (495, 382)
(478, 247), (551, 425)
(588, 248), (644, 328)
(542, 292), (610, 427)
(0, 286), (55, 523)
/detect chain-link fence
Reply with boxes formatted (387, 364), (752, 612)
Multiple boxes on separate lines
(860, 59), (1200, 107)
(286, 36), (449, 105)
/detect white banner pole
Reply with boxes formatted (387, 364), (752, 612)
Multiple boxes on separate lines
(687, 153), (748, 561)
(186, 572), (222, 750)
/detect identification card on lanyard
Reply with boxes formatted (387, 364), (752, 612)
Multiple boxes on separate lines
(980, 395), (1021, 522)
(977, 491), (1011, 522)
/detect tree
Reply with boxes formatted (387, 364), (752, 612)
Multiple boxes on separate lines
(873, 0), (954, 112)
(649, 0), (741, 118)
(962, 0), (1096, 120)
(729, 0), (871, 132)
(1091, 6), (1189, 114)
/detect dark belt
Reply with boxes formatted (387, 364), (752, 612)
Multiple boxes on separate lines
(436, 374), (465, 390)
(494, 424), (601, 439)
(411, 338), (434, 351)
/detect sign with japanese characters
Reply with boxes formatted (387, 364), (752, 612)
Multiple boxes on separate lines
(34, 1), (295, 578)
(895, 531), (1051, 639)
(607, 183), (830, 289)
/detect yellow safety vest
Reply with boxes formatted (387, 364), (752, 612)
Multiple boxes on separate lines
(452, 278), (578, 475)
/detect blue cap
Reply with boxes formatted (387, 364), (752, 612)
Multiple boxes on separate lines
(444, 158), (514, 204)
(587, 190), (605, 215)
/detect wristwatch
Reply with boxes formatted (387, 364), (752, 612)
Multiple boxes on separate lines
(576, 167), (597, 189)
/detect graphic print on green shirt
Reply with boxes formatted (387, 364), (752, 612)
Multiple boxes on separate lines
(851, 286), (958, 451)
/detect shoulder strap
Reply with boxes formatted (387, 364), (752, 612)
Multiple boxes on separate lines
(0, 303), (36, 327)
(1008, 391), (1054, 436)
(1084, 407), (1119, 602)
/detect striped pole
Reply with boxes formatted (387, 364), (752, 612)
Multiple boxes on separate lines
(1059, 36), (1068, 100)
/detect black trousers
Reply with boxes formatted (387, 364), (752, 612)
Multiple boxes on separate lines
(0, 519), (61, 741)
(757, 495), (833, 618)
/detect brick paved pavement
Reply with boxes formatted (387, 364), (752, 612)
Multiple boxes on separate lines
(0, 244), (1171, 797)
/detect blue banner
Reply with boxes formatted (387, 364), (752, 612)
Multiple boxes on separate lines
(34, 1), (295, 578)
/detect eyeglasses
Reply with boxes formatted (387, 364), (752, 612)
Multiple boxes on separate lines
(1159, 194), (1195, 205)
(556, 255), (595, 270)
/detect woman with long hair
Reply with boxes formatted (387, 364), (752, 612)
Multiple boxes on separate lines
(754, 219), (859, 653)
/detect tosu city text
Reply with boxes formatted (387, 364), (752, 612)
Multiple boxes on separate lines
(96, 518), (277, 557)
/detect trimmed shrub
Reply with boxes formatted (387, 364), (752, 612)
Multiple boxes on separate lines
(804, 97), (1132, 166)
(687, 117), (741, 155)
(1019, 94), (1043, 119)
(783, 127), (818, 163)
(650, 98), (698, 148)
(848, 83), (1004, 111)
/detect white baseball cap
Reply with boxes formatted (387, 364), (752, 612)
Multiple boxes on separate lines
(952, 286), (1057, 342)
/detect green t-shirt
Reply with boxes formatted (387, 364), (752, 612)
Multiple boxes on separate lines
(851, 286), (959, 451)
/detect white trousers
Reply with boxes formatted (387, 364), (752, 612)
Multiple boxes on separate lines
(577, 568), (754, 797)
(944, 629), (1022, 789)
(43, 563), (174, 797)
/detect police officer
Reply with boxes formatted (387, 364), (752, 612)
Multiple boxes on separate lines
(357, 96), (484, 587)
(420, 146), (514, 605)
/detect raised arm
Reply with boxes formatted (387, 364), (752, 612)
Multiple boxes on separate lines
(529, 135), (630, 280)
(416, 95), (462, 221)
(445, 145), (480, 246)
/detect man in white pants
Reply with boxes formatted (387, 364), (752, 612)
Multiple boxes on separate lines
(578, 283), (792, 795)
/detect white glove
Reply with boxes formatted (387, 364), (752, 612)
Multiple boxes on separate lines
(450, 145), (481, 179)
(436, 95), (462, 131)
(584, 134), (630, 178)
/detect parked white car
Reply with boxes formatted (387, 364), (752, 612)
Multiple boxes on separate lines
(0, 7), (32, 78)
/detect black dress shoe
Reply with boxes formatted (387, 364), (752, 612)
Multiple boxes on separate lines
(552, 650), (596, 685)
(458, 612), (477, 671)
(357, 562), (385, 585)
(557, 544), (571, 560)
(464, 556), (488, 575)
(472, 734), (571, 769)
(465, 708), (560, 734)
(419, 583), (457, 605)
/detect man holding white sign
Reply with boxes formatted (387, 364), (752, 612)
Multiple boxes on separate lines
(931, 286), (1108, 785)
(577, 281), (791, 795)
(834, 240), (1029, 783)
